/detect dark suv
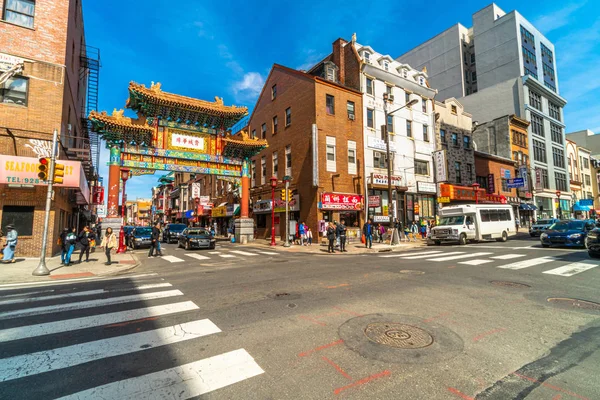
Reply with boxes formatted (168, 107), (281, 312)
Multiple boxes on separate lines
(163, 223), (187, 243)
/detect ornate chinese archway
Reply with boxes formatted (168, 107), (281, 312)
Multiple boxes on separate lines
(89, 82), (267, 243)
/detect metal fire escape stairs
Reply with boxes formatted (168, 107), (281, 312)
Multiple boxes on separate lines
(79, 45), (101, 181)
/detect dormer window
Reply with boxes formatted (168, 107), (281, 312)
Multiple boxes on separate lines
(364, 52), (371, 63)
(384, 61), (389, 71)
(419, 77), (425, 85)
(327, 67), (335, 82)
(403, 70), (408, 78)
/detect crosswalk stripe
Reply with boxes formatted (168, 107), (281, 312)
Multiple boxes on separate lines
(0, 283), (172, 306)
(258, 251), (278, 255)
(0, 301), (199, 343)
(497, 257), (555, 270)
(379, 250), (443, 258)
(229, 250), (258, 256)
(208, 251), (221, 254)
(185, 253), (211, 260)
(543, 262), (598, 277)
(400, 251), (465, 260)
(219, 254), (236, 258)
(57, 349), (264, 400)
(428, 252), (492, 262)
(161, 255), (184, 263)
(0, 319), (221, 382)
(0, 290), (184, 320)
(459, 259), (494, 265)
(0, 273), (159, 291)
(491, 254), (525, 260)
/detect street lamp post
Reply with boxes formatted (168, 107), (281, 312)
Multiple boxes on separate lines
(116, 169), (130, 254)
(472, 182), (480, 204)
(270, 176), (278, 246)
(383, 94), (419, 244)
(283, 175), (291, 248)
(556, 190), (562, 219)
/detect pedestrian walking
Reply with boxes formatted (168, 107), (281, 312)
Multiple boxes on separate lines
(334, 221), (340, 249)
(298, 221), (306, 246)
(306, 228), (313, 245)
(1, 224), (18, 263)
(337, 219), (348, 252)
(78, 226), (93, 263)
(515, 218), (520, 232)
(100, 227), (117, 265)
(148, 222), (162, 257)
(410, 221), (418, 242)
(326, 222), (336, 253)
(60, 227), (77, 266)
(378, 224), (386, 243)
(156, 223), (163, 255)
(363, 219), (373, 249)
(95, 224), (102, 241)
(420, 222), (427, 239)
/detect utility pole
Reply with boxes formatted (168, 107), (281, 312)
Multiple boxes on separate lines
(284, 176), (291, 247)
(33, 129), (58, 276)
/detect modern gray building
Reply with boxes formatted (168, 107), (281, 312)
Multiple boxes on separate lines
(566, 130), (600, 157)
(397, 3), (569, 218)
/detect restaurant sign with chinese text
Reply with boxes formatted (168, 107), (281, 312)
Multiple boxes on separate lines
(320, 193), (363, 210)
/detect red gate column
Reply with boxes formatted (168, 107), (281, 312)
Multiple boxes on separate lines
(241, 158), (250, 218)
(234, 158), (254, 244)
(107, 145), (121, 217)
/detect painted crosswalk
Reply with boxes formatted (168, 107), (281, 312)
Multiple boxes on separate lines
(0, 276), (264, 398)
(156, 247), (283, 264)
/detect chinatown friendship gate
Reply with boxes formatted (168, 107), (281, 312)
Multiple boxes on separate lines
(89, 81), (267, 243)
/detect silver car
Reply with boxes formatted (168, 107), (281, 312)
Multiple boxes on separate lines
(529, 218), (559, 237)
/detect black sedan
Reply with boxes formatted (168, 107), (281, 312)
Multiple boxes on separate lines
(177, 228), (216, 250)
(585, 227), (600, 258)
(540, 220), (596, 248)
(130, 227), (153, 249)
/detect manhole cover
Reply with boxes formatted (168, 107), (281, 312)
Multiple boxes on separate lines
(287, 303), (297, 308)
(547, 298), (600, 311)
(364, 323), (434, 349)
(490, 281), (531, 289)
(399, 270), (425, 275)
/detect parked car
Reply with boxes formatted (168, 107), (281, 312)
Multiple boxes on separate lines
(130, 226), (153, 249)
(178, 228), (216, 250)
(529, 218), (559, 237)
(540, 220), (596, 248)
(585, 227), (600, 258)
(163, 223), (187, 243)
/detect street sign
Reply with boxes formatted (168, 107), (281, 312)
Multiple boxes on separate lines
(437, 196), (450, 203)
(506, 178), (524, 189)
(580, 199), (594, 206)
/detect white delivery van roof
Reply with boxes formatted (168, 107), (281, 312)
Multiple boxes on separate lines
(439, 204), (513, 216)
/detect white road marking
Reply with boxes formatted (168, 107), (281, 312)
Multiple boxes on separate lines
(497, 257), (555, 270)
(0, 290), (183, 320)
(400, 251), (465, 260)
(229, 250), (258, 256)
(491, 254), (526, 260)
(219, 254), (237, 258)
(542, 262), (599, 277)
(0, 283), (172, 306)
(57, 349), (264, 400)
(0, 273), (159, 291)
(459, 259), (494, 265)
(428, 252), (492, 262)
(208, 251), (221, 254)
(1, 289), (55, 298)
(379, 250), (443, 258)
(257, 251), (278, 255)
(0, 319), (221, 382)
(160, 256), (184, 263)
(0, 301), (199, 343)
(185, 253), (211, 260)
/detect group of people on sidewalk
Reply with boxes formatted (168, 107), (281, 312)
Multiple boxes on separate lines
(325, 220), (348, 253)
(295, 222), (313, 246)
(59, 225), (114, 266)
(362, 219), (433, 248)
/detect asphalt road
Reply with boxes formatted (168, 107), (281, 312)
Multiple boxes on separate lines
(1, 237), (599, 399)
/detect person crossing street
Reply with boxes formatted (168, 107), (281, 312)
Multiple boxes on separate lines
(148, 222), (162, 257)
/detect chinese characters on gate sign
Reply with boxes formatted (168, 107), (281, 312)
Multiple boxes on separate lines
(172, 133), (204, 151)
(321, 193), (363, 210)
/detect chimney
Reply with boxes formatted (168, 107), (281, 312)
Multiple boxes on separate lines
(332, 38), (347, 84)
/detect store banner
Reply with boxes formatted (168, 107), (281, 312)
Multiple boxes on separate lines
(371, 173), (402, 186)
(92, 186), (104, 205)
(368, 195), (381, 208)
(417, 181), (437, 194)
(320, 193), (363, 210)
(534, 168), (542, 190)
(433, 150), (447, 182)
(487, 174), (495, 194)
(191, 182), (201, 199)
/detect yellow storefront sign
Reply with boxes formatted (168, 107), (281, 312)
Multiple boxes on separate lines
(437, 196), (450, 203)
(211, 206), (227, 217)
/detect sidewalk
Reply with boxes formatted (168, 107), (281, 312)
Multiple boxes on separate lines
(247, 237), (427, 254)
(0, 249), (140, 285)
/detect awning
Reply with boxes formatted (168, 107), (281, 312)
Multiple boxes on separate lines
(185, 210), (194, 218)
(573, 203), (592, 212)
(233, 205), (240, 216)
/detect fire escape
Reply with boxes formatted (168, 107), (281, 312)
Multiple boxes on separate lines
(79, 45), (101, 180)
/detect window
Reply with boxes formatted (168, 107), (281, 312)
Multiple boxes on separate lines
(271, 85), (277, 100)
(476, 176), (488, 190)
(422, 98), (427, 113)
(471, 71), (477, 82)
(348, 141), (357, 175)
(529, 91), (542, 111)
(470, 53), (475, 64)
(533, 139), (546, 163)
(383, 61), (389, 71)
(541, 43), (554, 63)
(272, 152), (278, 175)
(524, 67), (538, 79)
(364, 52), (370, 63)
(261, 123), (266, 139)
(347, 101), (355, 119)
(415, 160), (429, 175)
(502, 179), (509, 192)
(463, 135), (470, 149)
(285, 107), (291, 126)
(465, 70), (470, 83)
(0, 76), (28, 106)
(326, 136), (336, 172)
(405, 91), (410, 103)
(3, 0), (35, 28)
(251, 129), (256, 139)
(261, 156), (266, 184)
(452, 132), (458, 146)
(549, 102), (561, 121)
(386, 115), (393, 134)
(531, 113), (544, 137)
(451, 105), (457, 115)
(550, 124), (562, 144)
(373, 151), (387, 169)
(367, 108), (374, 128)
(555, 172), (567, 191)
(423, 125), (429, 142)
(540, 168), (549, 189)
(584, 158), (590, 169)
(466, 164), (473, 181)
(512, 130), (527, 147)
(455, 162), (462, 184)
(251, 160), (256, 186)
(326, 67), (335, 82)
(406, 121), (412, 138)
(285, 145), (292, 176)
(440, 129), (446, 144)
(385, 85), (392, 96)
(585, 174), (592, 187)
(2, 205), (34, 236)
(552, 147), (564, 168)
(366, 78), (374, 95)
(272, 115), (278, 134)
(326, 94), (335, 115)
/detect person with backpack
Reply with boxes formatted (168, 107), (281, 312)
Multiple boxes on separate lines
(60, 227), (77, 266)
(78, 226), (93, 263)
(410, 221), (419, 242)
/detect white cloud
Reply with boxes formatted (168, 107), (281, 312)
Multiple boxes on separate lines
(232, 72), (265, 103)
(532, 1), (587, 34)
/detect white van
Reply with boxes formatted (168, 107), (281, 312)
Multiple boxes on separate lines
(429, 204), (515, 245)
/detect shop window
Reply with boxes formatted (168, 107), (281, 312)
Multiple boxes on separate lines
(2, 205), (34, 236)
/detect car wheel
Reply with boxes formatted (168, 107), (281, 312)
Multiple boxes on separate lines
(434, 240), (441, 246)
(588, 251), (600, 259)
(458, 233), (467, 245)
(185, 241), (190, 250)
(500, 231), (508, 242)
(542, 244), (550, 248)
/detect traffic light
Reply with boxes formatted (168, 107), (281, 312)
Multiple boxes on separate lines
(286, 189), (293, 201)
(37, 157), (50, 181)
(280, 189), (287, 201)
(281, 189), (293, 202)
(53, 163), (64, 184)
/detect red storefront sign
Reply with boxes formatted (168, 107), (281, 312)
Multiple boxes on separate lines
(92, 186), (104, 205)
(440, 184), (507, 204)
(321, 192), (363, 210)
(368, 195), (380, 208)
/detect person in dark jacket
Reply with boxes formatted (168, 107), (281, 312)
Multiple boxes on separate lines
(78, 226), (93, 263)
(326, 222), (336, 253)
(363, 219), (373, 249)
(336, 220), (348, 252)
(60, 227), (77, 266)
(148, 222), (162, 257)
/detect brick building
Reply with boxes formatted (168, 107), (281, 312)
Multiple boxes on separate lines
(0, 0), (96, 256)
(248, 62), (364, 240)
(474, 151), (520, 217)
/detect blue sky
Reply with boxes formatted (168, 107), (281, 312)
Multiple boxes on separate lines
(83, 0), (600, 201)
